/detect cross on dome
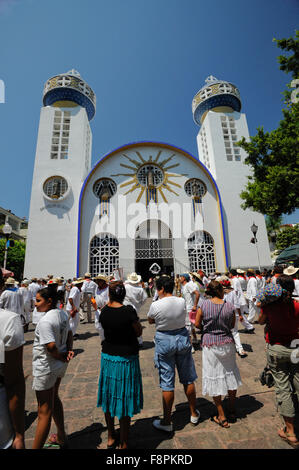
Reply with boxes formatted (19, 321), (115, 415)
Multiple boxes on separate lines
(66, 69), (81, 77)
(205, 75), (218, 84)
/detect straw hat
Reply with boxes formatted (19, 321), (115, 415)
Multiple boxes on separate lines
(237, 269), (245, 274)
(5, 277), (16, 285)
(93, 274), (109, 282)
(72, 277), (85, 285)
(191, 272), (202, 281)
(22, 279), (30, 286)
(85, 272), (92, 278)
(47, 277), (62, 285)
(126, 272), (142, 284)
(283, 266), (299, 276)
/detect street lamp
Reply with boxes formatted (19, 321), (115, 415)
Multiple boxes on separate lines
(250, 222), (261, 271)
(2, 222), (12, 270)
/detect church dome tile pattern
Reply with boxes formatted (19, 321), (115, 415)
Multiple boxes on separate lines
(192, 76), (241, 125)
(43, 69), (96, 120)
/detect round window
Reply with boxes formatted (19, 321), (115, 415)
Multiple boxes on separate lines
(93, 178), (117, 200)
(184, 179), (207, 198)
(136, 164), (164, 188)
(43, 176), (68, 200)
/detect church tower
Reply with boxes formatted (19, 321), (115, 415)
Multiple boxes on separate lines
(192, 76), (271, 268)
(24, 70), (96, 278)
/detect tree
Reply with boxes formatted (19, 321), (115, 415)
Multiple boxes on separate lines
(275, 225), (299, 253)
(238, 31), (299, 218)
(0, 239), (26, 280)
(265, 214), (282, 242)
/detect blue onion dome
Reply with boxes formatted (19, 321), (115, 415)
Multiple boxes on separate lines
(192, 75), (241, 126)
(43, 69), (96, 121)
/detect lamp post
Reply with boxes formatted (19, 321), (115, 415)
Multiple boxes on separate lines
(251, 222), (261, 271)
(2, 222), (12, 270)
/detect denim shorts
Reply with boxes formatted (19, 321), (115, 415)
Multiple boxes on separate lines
(154, 327), (198, 391)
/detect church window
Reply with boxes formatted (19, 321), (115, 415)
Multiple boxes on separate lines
(43, 176), (68, 200)
(187, 231), (216, 275)
(51, 110), (71, 160)
(184, 179), (207, 198)
(89, 234), (119, 277)
(93, 178), (117, 199)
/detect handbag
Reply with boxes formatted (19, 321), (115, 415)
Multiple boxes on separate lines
(259, 366), (274, 388)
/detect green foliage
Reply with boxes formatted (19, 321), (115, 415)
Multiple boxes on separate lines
(265, 215), (282, 241)
(275, 225), (299, 253)
(238, 31), (299, 218)
(0, 238), (26, 280)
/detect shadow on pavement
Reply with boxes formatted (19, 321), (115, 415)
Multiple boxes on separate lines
(67, 422), (106, 449)
(141, 341), (155, 350)
(25, 411), (38, 431)
(76, 332), (99, 341)
(73, 348), (84, 356)
(242, 343), (253, 352)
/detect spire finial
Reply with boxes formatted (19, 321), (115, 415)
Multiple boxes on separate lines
(205, 75), (218, 84)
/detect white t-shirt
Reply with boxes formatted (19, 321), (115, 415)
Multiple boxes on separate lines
(224, 290), (240, 310)
(181, 281), (199, 312)
(19, 287), (34, 314)
(28, 282), (41, 300)
(147, 296), (187, 331)
(246, 277), (257, 301)
(95, 287), (109, 310)
(0, 289), (25, 316)
(66, 286), (81, 312)
(293, 279), (299, 299)
(0, 309), (25, 449)
(123, 283), (148, 314)
(82, 279), (98, 296)
(32, 308), (71, 377)
(231, 277), (247, 307)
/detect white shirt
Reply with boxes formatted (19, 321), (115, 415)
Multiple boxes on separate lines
(32, 308), (71, 377)
(0, 289), (25, 316)
(231, 277), (247, 307)
(246, 277), (258, 301)
(82, 279), (98, 296)
(19, 287), (34, 314)
(293, 279), (299, 299)
(0, 309), (25, 449)
(123, 282), (148, 314)
(238, 276), (247, 292)
(147, 296), (187, 331)
(66, 286), (81, 311)
(95, 287), (109, 310)
(224, 290), (240, 310)
(32, 307), (46, 325)
(181, 281), (199, 312)
(28, 282), (41, 300)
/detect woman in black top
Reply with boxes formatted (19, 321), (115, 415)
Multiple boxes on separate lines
(97, 281), (143, 449)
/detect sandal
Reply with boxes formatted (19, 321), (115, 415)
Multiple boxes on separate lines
(211, 416), (230, 428)
(44, 433), (69, 449)
(278, 427), (299, 449)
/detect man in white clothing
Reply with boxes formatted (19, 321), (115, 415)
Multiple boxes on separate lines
(229, 270), (254, 333)
(246, 270), (260, 324)
(124, 272), (148, 347)
(81, 273), (98, 323)
(283, 266), (299, 300)
(0, 278), (25, 326)
(28, 278), (41, 302)
(66, 278), (84, 338)
(94, 274), (109, 340)
(19, 280), (34, 332)
(180, 273), (200, 352)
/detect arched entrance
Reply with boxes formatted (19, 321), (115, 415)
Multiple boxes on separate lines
(135, 220), (174, 281)
(90, 233), (119, 277)
(188, 231), (216, 275)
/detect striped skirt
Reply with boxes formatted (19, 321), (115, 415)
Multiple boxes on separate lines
(97, 353), (143, 420)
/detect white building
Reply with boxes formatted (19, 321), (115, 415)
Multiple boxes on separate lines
(24, 71), (272, 280)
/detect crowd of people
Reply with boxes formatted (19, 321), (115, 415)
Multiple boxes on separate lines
(0, 264), (299, 449)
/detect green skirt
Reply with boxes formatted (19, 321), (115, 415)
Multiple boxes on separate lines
(97, 353), (143, 419)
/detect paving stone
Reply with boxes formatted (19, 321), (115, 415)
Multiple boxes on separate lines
(21, 299), (299, 449)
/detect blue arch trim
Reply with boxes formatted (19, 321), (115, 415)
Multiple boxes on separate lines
(76, 141), (229, 276)
(43, 88), (95, 120)
(193, 94), (241, 125)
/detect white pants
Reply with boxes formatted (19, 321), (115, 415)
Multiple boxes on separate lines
(68, 311), (79, 336)
(240, 305), (254, 330)
(231, 314), (243, 353)
(247, 300), (260, 323)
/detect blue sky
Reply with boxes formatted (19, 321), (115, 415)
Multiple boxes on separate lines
(0, 0), (298, 223)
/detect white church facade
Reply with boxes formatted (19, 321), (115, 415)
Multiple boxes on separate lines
(24, 70), (272, 280)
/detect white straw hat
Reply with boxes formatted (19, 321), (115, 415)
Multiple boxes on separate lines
(283, 266), (299, 276)
(126, 272), (142, 284)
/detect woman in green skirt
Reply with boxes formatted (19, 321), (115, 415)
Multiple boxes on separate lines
(97, 281), (143, 449)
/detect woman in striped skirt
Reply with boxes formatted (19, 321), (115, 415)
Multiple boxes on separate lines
(195, 281), (242, 428)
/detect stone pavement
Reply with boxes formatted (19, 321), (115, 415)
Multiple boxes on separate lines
(22, 299), (298, 450)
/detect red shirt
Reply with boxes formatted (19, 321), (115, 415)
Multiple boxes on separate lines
(262, 300), (299, 345)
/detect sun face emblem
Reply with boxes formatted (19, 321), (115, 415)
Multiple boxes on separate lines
(111, 150), (187, 203)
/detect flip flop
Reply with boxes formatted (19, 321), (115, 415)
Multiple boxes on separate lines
(278, 427), (299, 449)
(211, 415), (230, 428)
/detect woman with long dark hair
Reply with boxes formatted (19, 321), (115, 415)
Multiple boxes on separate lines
(195, 280), (242, 428)
(97, 281), (143, 449)
(258, 275), (299, 448)
(32, 286), (74, 449)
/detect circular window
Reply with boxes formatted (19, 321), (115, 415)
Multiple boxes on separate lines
(184, 179), (207, 198)
(93, 178), (117, 200)
(43, 176), (68, 200)
(136, 164), (164, 188)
